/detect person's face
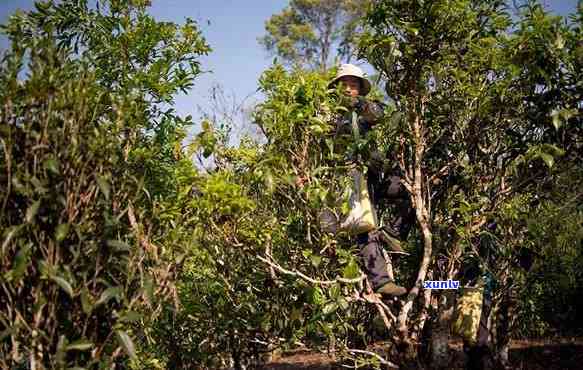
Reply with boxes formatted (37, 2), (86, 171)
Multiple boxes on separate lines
(338, 76), (361, 98)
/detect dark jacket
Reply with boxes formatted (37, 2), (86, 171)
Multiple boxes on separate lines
(333, 96), (385, 140)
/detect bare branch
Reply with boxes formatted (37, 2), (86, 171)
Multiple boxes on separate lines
(257, 255), (366, 285)
(265, 236), (277, 281)
(344, 348), (399, 369)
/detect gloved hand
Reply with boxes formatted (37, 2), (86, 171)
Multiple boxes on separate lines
(340, 95), (365, 110)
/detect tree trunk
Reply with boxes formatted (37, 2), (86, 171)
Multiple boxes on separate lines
(492, 276), (516, 369)
(395, 99), (432, 368)
(429, 291), (455, 369)
(413, 270), (433, 343)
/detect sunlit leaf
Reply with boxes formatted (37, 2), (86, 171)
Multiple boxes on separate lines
(342, 259), (360, 279)
(96, 286), (121, 306)
(539, 153), (554, 169)
(96, 176), (110, 200)
(51, 275), (74, 297)
(26, 200), (41, 223)
(107, 239), (131, 252)
(67, 339), (93, 351)
(55, 223), (70, 242)
(116, 330), (136, 358)
(119, 311), (142, 323)
(80, 288), (94, 315)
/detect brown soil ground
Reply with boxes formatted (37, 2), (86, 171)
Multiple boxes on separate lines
(261, 338), (583, 370)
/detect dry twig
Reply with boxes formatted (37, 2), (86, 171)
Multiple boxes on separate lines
(343, 348), (399, 369)
(257, 255), (366, 285)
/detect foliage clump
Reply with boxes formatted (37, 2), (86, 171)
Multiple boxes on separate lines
(0, 0), (209, 367)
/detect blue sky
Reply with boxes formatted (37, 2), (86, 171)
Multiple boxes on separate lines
(1, 0), (580, 128)
(0, 0), (289, 123)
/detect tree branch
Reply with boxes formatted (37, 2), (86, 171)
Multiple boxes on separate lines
(257, 255), (366, 285)
(344, 348), (399, 369)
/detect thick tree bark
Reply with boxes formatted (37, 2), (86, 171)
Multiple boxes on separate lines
(395, 100), (433, 367)
(492, 273), (515, 369)
(429, 291), (455, 369)
(413, 270), (432, 343)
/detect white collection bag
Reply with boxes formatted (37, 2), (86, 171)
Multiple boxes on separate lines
(320, 111), (377, 235)
(338, 167), (377, 234)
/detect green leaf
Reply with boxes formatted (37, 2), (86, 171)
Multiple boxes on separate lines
(97, 286), (121, 306)
(329, 284), (340, 299)
(119, 311), (142, 323)
(551, 108), (576, 131)
(305, 286), (324, 305)
(309, 254), (322, 268)
(80, 288), (94, 315)
(338, 297), (349, 310)
(143, 277), (154, 303)
(10, 243), (32, 282)
(551, 110), (561, 130)
(30, 176), (47, 194)
(56, 335), (67, 365)
(309, 125), (324, 134)
(55, 223), (70, 242)
(67, 339), (93, 351)
(265, 172), (274, 192)
(96, 176), (110, 200)
(2, 225), (23, 252)
(541, 144), (565, 157)
(107, 239), (131, 252)
(116, 330), (136, 358)
(319, 322), (333, 336)
(322, 302), (338, 315)
(325, 138), (334, 155)
(26, 200), (41, 223)
(539, 153), (554, 169)
(560, 108), (577, 122)
(554, 33), (565, 49)
(342, 259), (360, 279)
(43, 158), (60, 174)
(51, 275), (74, 297)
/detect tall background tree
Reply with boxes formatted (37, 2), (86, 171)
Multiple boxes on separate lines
(259, 0), (370, 69)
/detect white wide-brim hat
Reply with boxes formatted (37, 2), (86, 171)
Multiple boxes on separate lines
(328, 63), (371, 96)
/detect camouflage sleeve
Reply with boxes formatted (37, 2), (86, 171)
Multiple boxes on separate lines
(356, 97), (385, 125)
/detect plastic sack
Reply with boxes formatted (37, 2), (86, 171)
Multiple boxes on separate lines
(338, 168), (377, 235)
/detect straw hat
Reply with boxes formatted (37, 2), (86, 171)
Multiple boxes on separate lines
(328, 64), (372, 96)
